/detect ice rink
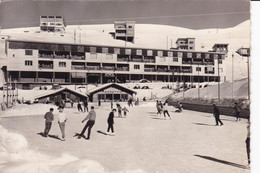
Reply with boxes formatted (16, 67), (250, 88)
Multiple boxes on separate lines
(0, 102), (249, 173)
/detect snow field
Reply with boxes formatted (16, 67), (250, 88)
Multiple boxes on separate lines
(0, 102), (249, 173)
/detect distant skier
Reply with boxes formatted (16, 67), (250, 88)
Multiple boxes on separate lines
(156, 101), (163, 116)
(83, 99), (88, 112)
(175, 101), (183, 113)
(107, 109), (117, 135)
(43, 108), (54, 137)
(117, 104), (122, 118)
(110, 99), (113, 109)
(213, 104), (224, 126)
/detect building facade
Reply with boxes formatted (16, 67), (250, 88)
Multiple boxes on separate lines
(175, 38), (195, 51)
(114, 21), (135, 43)
(5, 39), (226, 89)
(40, 16), (65, 33)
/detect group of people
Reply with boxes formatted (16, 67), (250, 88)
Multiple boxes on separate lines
(156, 100), (171, 119)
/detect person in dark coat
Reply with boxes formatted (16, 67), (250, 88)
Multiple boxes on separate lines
(213, 104), (224, 126)
(107, 109), (117, 135)
(233, 102), (242, 121)
(83, 99), (88, 112)
(77, 101), (83, 112)
(78, 106), (96, 140)
(43, 108), (54, 137)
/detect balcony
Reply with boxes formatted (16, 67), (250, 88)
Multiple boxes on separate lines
(39, 64), (53, 69)
(116, 67), (129, 71)
(144, 68), (156, 72)
(39, 54), (54, 59)
(71, 56), (85, 60)
(102, 66), (115, 71)
(71, 66), (86, 70)
(87, 66), (100, 71)
(157, 69), (169, 72)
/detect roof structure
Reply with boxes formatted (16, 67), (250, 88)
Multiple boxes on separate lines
(35, 87), (88, 100)
(88, 83), (137, 96)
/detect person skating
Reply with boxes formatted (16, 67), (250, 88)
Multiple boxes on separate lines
(43, 108), (54, 137)
(233, 102), (242, 121)
(77, 101), (83, 112)
(78, 106), (96, 140)
(163, 102), (171, 120)
(246, 121), (250, 166)
(110, 99), (113, 109)
(175, 101), (183, 113)
(83, 99), (88, 112)
(156, 101), (163, 116)
(213, 104), (224, 126)
(57, 107), (68, 141)
(107, 109), (117, 135)
(117, 104), (122, 118)
(122, 106), (129, 116)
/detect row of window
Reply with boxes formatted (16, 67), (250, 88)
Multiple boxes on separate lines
(25, 60), (216, 72)
(9, 41), (224, 59)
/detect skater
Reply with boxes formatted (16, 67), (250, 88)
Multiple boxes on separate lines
(98, 99), (101, 107)
(77, 101), (83, 112)
(163, 102), (171, 119)
(175, 101), (183, 113)
(110, 99), (113, 109)
(107, 109), (117, 135)
(117, 104), (122, 118)
(43, 108), (54, 137)
(78, 106), (96, 140)
(122, 106), (129, 116)
(83, 99), (88, 112)
(213, 104), (224, 126)
(128, 98), (133, 107)
(233, 102), (242, 121)
(156, 101), (163, 116)
(57, 107), (68, 141)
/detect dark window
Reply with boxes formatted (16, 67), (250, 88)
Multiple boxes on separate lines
(59, 62), (66, 67)
(196, 67), (201, 72)
(25, 60), (33, 66)
(173, 58), (178, 62)
(134, 65), (140, 69)
(25, 50), (33, 56)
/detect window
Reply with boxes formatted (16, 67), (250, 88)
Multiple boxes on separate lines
(25, 60), (33, 66)
(114, 48), (120, 54)
(157, 51), (163, 57)
(102, 47), (108, 54)
(136, 49), (142, 55)
(59, 62), (66, 67)
(90, 47), (96, 53)
(177, 52), (183, 58)
(125, 49), (131, 55)
(187, 53), (192, 58)
(189, 41), (194, 44)
(189, 47), (193, 50)
(25, 50), (33, 56)
(134, 65), (140, 69)
(168, 52), (173, 57)
(196, 67), (201, 72)
(173, 57), (178, 62)
(147, 50), (153, 56)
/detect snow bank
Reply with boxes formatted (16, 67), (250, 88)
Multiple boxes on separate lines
(0, 125), (146, 173)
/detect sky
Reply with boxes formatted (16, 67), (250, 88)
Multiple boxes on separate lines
(0, 0), (250, 29)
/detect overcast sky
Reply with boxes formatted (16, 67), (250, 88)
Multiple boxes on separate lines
(0, 0), (250, 29)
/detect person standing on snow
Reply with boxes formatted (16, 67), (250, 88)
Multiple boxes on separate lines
(163, 101), (171, 120)
(233, 102), (242, 121)
(78, 106), (96, 140)
(213, 104), (224, 126)
(57, 107), (68, 141)
(43, 108), (54, 137)
(107, 109), (117, 135)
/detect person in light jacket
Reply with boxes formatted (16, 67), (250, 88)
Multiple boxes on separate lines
(57, 107), (68, 141)
(78, 106), (96, 140)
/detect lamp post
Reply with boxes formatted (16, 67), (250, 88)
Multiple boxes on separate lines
(236, 48), (250, 100)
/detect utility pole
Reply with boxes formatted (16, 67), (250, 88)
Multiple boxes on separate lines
(232, 53), (234, 99)
(217, 58), (220, 101)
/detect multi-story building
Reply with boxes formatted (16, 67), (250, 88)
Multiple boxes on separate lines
(40, 16), (65, 33)
(4, 39), (226, 89)
(212, 43), (229, 53)
(175, 38), (195, 51)
(114, 21), (135, 43)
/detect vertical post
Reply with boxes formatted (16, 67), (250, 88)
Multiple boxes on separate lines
(217, 58), (220, 101)
(6, 77), (9, 108)
(197, 64), (200, 99)
(247, 55), (250, 100)
(232, 53), (234, 99)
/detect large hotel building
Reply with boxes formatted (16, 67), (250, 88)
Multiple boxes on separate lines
(3, 39), (227, 89)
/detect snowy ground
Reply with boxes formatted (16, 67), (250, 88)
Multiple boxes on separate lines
(0, 102), (249, 173)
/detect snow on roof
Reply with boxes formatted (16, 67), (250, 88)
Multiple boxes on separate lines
(35, 87), (88, 100)
(88, 83), (137, 95)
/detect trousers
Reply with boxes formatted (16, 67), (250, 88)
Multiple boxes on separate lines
(80, 120), (95, 139)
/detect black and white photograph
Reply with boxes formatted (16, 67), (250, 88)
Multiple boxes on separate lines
(0, 0), (256, 172)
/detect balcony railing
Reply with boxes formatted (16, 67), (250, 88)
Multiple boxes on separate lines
(102, 67), (115, 71)
(116, 67), (129, 71)
(87, 66), (100, 70)
(71, 66), (86, 70)
(39, 64), (53, 69)
(144, 68), (156, 72)
(143, 59), (155, 63)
